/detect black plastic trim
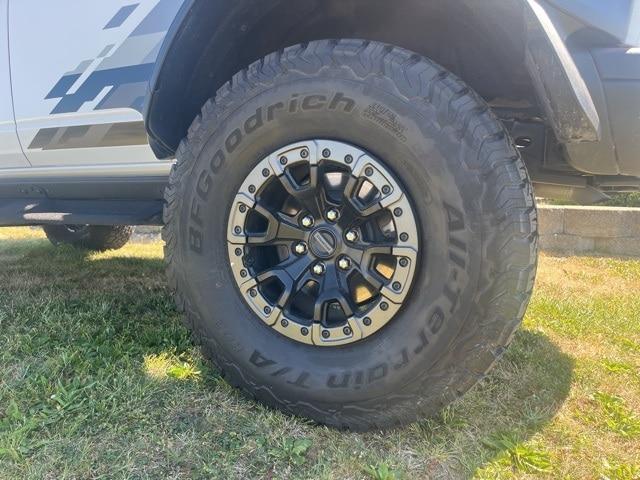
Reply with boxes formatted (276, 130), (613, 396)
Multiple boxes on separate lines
(591, 47), (640, 176)
(143, 0), (196, 159)
(0, 199), (164, 227)
(524, 0), (601, 143)
(0, 176), (168, 201)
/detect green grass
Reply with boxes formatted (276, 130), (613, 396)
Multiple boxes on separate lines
(541, 192), (640, 207)
(1, 228), (639, 479)
(602, 193), (640, 208)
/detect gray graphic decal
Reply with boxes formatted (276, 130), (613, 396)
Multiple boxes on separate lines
(29, 122), (148, 151)
(45, 0), (183, 116)
(104, 4), (139, 29)
(30, 0), (185, 151)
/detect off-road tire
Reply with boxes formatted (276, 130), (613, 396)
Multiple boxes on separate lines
(43, 225), (133, 251)
(163, 39), (538, 430)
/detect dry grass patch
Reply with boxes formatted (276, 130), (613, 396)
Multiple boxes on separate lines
(536, 253), (640, 297)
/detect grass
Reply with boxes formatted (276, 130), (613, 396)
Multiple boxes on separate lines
(602, 193), (640, 208)
(541, 192), (640, 207)
(0, 228), (639, 479)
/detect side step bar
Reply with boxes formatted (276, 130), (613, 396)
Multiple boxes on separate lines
(0, 199), (164, 227)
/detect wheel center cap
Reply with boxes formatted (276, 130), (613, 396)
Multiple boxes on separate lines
(309, 228), (338, 258)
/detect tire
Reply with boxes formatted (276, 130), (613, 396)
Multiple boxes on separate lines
(163, 39), (538, 430)
(43, 225), (133, 251)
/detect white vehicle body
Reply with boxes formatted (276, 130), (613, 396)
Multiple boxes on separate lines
(2, 0), (182, 178)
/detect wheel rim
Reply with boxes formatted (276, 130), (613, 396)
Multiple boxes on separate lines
(227, 140), (419, 347)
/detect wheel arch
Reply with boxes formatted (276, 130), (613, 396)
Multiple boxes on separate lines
(144, 0), (537, 158)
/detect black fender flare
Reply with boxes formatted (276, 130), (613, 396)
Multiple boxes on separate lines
(143, 0), (196, 159)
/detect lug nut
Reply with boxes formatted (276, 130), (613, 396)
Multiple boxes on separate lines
(345, 229), (358, 243)
(294, 242), (307, 255)
(326, 209), (340, 222)
(301, 215), (314, 228)
(312, 262), (326, 276)
(338, 256), (351, 271)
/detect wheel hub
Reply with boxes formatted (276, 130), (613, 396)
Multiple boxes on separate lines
(227, 140), (419, 347)
(309, 228), (339, 258)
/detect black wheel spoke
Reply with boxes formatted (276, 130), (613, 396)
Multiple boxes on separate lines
(257, 255), (314, 307)
(361, 243), (394, 260)
(354, 264), (384, 291)
(247, 203), (306, 245)
(257, 255), (311, 283)
(288, 269), (317, 305)
(343, 176), (384, 218)
(313, 295), (328, 323)
(313, 290), (354, 323)
(279, 168), (323, 218)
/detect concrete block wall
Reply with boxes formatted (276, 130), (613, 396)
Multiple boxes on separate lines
(133, 207), (640, 257)
(539, 206), (640, 257)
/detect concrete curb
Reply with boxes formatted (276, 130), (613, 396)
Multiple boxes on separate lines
(131, 206), (640, 257)
(539, 205), (640, 257)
